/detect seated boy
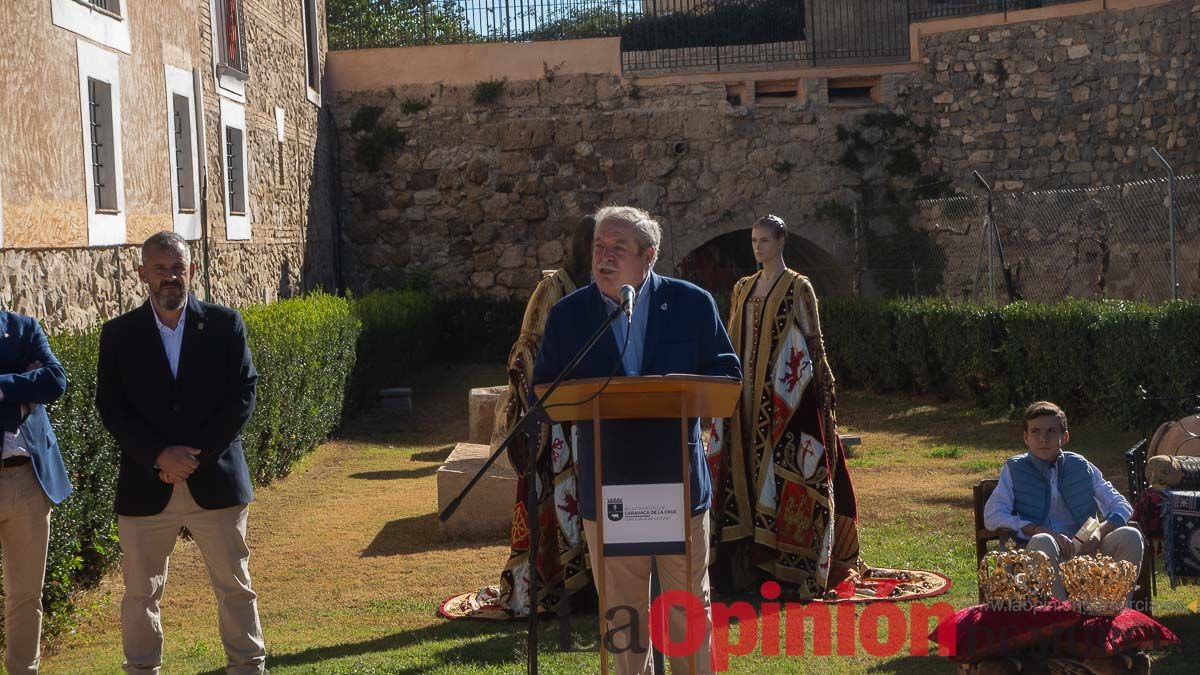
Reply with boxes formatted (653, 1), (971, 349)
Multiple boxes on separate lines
(984, 401), (1143, 600)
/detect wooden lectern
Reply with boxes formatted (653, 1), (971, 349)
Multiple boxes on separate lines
(536, 375), (740, 674)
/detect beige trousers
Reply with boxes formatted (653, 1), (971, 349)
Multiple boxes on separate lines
(1026, 525), (1145, 601)
(118, 482), (265, 675)
(583, 512), (712, 675)
(0, 464), (52, 674)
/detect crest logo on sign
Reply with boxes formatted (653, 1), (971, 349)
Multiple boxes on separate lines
(607, 497), (624, 522)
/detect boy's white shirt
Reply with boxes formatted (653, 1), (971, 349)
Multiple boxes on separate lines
(983, 456), (1133, 536)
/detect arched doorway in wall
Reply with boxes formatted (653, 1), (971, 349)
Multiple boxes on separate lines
(677, 228), (853, 317)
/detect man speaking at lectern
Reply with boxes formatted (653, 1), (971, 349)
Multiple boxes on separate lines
(534, 205), (740, 673)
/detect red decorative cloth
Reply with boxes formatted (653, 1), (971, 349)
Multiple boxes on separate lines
(1054, 608), (1180, 659)
(930, 602), (1079, 663)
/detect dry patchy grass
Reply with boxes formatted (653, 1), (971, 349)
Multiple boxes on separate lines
(42, 368), (1199, 674)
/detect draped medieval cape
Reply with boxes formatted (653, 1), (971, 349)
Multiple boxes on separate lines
(708, 270), (862, 598)
(440, 269), (591, 619)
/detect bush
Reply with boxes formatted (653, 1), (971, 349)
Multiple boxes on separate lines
(34, 293), (360, 641)
(350, 288), (437, 407)
(430, 294), (527, 364)
(820, 297), (1200, 429)
(242, 294), (362, 483)
(348, 289), (524, 410)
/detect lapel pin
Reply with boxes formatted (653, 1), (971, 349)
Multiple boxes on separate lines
(198, 322), (205, 331)
(661, 303), (668, 311)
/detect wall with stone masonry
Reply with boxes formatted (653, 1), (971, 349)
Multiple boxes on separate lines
(332, 75), (906, 298)
(0, 241), (307, 332)
(899, 0), (1200, 191)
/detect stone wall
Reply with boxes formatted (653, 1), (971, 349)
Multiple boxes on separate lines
(0, 240), (309, 332)
(900, 0), (1200, 191)
(332, 0), (1200, 302)
(333, 75), (894, 298)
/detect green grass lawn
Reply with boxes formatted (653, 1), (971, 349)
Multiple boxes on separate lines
(42, 364), (1199, 673)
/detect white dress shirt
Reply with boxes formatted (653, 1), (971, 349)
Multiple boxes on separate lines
(1, 428), (29, 459)
(984, 456), (1133, 537)
(152, 302), (187, 379)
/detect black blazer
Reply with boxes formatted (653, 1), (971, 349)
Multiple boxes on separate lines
(96, 295), (257, 516)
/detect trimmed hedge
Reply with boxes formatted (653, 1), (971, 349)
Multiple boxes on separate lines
(350, 288), (437, 407)
(820, 297), (1200, 429)
(35, 293), (360, 639)
(349, 289), (525, 406)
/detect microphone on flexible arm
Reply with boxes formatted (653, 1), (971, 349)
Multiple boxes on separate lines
(619, 284), (636, 323)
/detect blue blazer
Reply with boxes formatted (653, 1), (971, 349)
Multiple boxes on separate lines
(0, 311), (71, 504)
(533, 273), (741, 521)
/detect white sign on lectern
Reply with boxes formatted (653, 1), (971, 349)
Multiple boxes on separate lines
(602, 482), (686, 556)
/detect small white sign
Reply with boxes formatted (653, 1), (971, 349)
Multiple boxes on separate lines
(602, 483), (686, 556)
(275, 107), (286, 142)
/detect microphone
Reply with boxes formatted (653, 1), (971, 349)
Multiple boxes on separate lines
(619, 284), (636, 322)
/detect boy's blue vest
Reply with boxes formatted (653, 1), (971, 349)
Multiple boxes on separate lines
(1006, 451), (1095, 536)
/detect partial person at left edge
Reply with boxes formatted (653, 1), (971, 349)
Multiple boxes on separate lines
(0, 308), (70, 674)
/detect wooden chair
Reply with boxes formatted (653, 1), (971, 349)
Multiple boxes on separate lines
(972, 478), (1153, 614)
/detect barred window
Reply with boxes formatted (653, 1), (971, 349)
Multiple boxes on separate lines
(302, 0), (320, 95)
(82, 0), (121, 16)
(225, 126), (246, 216)
(218, 0), (248, 77)
(87, 77), (118, 214)
(172, 94), (196, 213)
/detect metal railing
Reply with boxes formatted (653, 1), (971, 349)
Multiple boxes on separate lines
(328, 0), (1091, 71)
(909, 0), (1084, 21)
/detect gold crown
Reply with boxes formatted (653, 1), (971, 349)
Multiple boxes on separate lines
(1061, 554), (1138, 616)
(978, 540), (1057, 610)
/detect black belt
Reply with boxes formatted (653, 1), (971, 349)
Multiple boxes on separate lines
(0, 456), (32, 468)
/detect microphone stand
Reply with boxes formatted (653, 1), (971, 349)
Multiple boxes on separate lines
(440, 301), (629, 675)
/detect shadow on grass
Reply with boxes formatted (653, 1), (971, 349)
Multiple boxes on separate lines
(350, 467), (440, 480)
(412, 446), (456, 463)
(362, 513), (506, 557)
(1152, 611), (1200, 674)
(194, 616), (600, 674)
(866, 655), (955, 673)
(922, 493), (975, 510)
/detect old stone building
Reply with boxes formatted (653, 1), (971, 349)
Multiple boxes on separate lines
(0, 0), (336, 330)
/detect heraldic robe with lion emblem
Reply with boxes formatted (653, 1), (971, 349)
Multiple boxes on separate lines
(707, 270), (862, 598)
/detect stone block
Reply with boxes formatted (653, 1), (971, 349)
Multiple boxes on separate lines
(379, 386), (413, 412)
(468, 385), (507, 444)
(436, 442), (517, 540)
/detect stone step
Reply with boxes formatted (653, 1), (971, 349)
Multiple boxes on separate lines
(467, 385), (507, 445)
(436, 442), (517, 541)
(379, 386), (413, 411)
(842, 434), (862, 458)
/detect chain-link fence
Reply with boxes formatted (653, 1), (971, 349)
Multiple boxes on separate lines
(915, 175), (1200, 304)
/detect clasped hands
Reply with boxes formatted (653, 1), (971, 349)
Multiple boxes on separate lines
(14, 360), (44, 418)
(1022, 523), (1102, 560)
(156, 445), (201, 484)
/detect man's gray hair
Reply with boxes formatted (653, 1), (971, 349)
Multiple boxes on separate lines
(141, 231), (191, 262)
(593, 205), (662, 268)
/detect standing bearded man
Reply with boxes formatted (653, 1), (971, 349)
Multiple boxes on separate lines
(96, 231), (265, 674)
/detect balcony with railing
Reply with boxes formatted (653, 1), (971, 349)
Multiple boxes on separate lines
(326, 0), (1089, 73)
